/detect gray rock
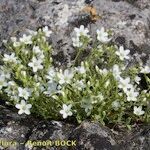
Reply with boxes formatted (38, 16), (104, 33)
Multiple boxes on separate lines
(0, 0), (86, 62)
(0, 106), (150, 150)
(91, 0), (150, 54)
(118, 126), (150, 150)
(0, 106), (75, 150)
(1, 0), (150, 66)
(25, 120), (75, 150)
(69, 121), (117, 150)
(0, 105), (37, 150)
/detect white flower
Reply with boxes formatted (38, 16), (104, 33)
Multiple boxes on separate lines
(34, 75), (42, 82)
(140, 65), (150, 74)
(59, 104), (73, 119)
(75, 65), (86, 74)
(10, 37), (17, 42)
(36, 51), (45, 60)
(0, 77), (7, 90)
(42, 26), (52, 37)
(19, 34), (32, 44)
(72, 37), (83, 47)
(46, 67), (56, 81)
(95, 66), (109, 76)
(11, 37), (20, 47)
(18, 87), (31, 100)
(115, 46), (130, 60)
(97, 45), (103, 52)
(133, 106), (145, 116)
(0, 66), (11, 79)
(73, 80), (86, 91)
(15, 100), (32, 115)
(28, 57), (43, 72)
(135, 76), (141, 84)
(3, 53), (18, 63)
(96, 27), (111, 43)
(27, 29), (38, 36)
(33, 46), (41, 54)
(81, 97), (93, 115)
(4, 81), (19, 102)
(44, 81), (58, 96)
(96, 93), (104, 102)
(57, 69), (74, 85)
(126, 88), (139, 101)
(46, 67), (56, 80)
(4, 81), (17, 95)
(21, 48), (29, 55)
(112, 64), (121, 80)
(2, 40), (7, 44)
(118, 77), (133, 92)
(74, 25), (89, 37)
(112, 101), (120, 110)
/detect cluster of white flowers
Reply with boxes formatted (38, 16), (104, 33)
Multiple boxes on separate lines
(72, 25), (90, 47)
(1, 25), (148, 123)
(111, 49), (145, 115)
(20, 34), (32, 45)
(2, 26), (53, 115)
(14, 87), (32, 115)
(72, 26), (111, 47)
(28, 45), (46, 73)
(117, 76), (139, 102)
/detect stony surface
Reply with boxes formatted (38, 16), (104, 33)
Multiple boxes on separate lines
(91, 0), (150, 54)
(0, 0), (150, 64)
(0, 105), (38, 150)
(25, 121), (75, 150)
(0, 107), (149, 150)
(118, 126), (150, 150)
(69, 121), (117, 150)
(0, 106), (75, 150)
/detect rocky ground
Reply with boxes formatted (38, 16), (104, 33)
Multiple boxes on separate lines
(0, 0), (150, 149)
(0, 106), (149, 150)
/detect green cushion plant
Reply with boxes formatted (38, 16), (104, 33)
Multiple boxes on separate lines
(0, 25), (149, 128)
